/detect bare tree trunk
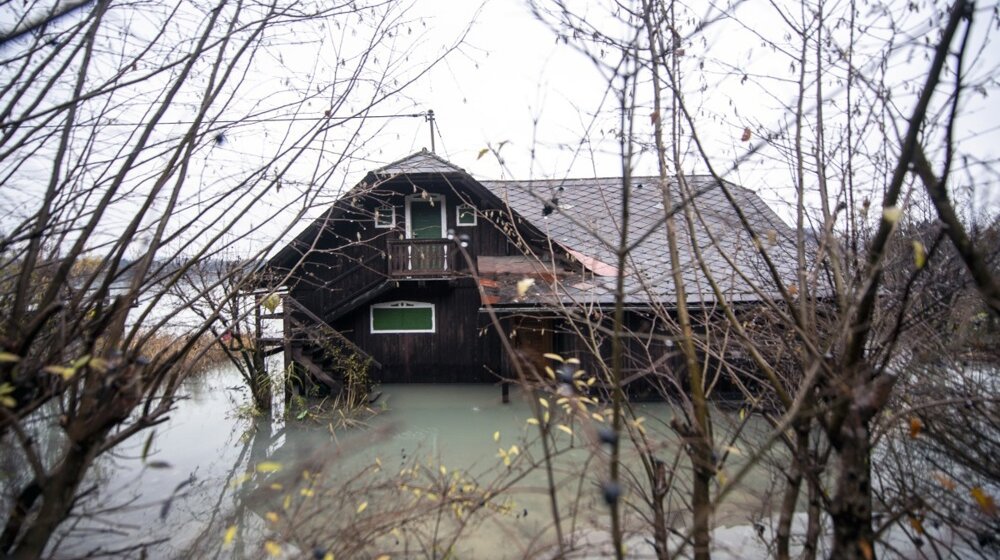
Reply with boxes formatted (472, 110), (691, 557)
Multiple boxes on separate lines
(803, 462), (822, 560)
(829, 412), (875, 560)
(776, 424), (808, 560)
(8, 433), (106, 560)
(652, 459), (670, 560)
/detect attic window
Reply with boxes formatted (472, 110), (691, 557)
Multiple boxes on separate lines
(456, 203), (477, 226)
(371, 301), (435, 333)
(375, 205), (395, 228)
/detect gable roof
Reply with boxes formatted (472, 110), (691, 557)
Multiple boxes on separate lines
(266, 150), (481, 272)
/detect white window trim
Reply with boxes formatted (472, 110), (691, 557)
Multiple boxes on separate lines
(370, 300), (436, 334)
(456, 203), (477, 226)
(374, 205), (395, 228)
(404, 193), (446, 238)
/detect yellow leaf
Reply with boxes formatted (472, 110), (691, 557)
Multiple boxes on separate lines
(557, 424), (573, 436)
(477, 148), (489, 160)
(508, 445), (519, 455)
(516, 278), (534, 297)
(270, 483), (283, 490)
(739, 408), (746, 421)
(912, 241), (927, 269)
(262, 293), (281, 313)
(265, 511), (279, 523)
(230, 473), (252, 488)
(264, 540), (282, 557)
(324, 553), (334, 560)
(882, 206), (902, 224)
(526, 418), (539, 425)
(538, 397), (549, 408)
(0, 352), (21, 363)
(493, 431), (500, 442)
(0, 382), (16, 408)
(439, 465), (447, 476)
(256, 461), (282, 473)
(971, 487), (997, 516)
(43, 365), (75, 380)
(357, 501), (368, 514)
(223, 525), (237, 546)
(543, 353), (564, 362)
(717, 469), (728, 486)
(375, 555), (391, 560)
(283, 495), (291, 510)
(300, 488), (314, 497)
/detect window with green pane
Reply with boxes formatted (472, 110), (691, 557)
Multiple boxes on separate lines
(370, 301), (435, 333)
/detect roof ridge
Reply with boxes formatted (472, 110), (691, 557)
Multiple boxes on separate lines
(371, 148), (469, 176)
(480, 174), (722, 184)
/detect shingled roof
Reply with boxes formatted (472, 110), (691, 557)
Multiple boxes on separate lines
(373, 148), (468, 176)
(479, 176), (798, 306)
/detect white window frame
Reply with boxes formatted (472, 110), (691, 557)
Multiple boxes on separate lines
(374, 205), (395, 228)
(456, 203), (477, 226)
(404, 194), (446, 239)
(370, 300), (436, 334)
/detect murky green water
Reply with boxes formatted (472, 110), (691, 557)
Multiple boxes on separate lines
(48, 366), (775, 558)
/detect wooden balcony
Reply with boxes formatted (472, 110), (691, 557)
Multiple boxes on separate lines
(387, 239), (460, 278)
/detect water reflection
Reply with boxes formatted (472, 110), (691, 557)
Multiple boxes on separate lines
(45, 366), (775, 558)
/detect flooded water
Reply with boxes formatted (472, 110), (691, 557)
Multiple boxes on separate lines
(46, 366), (776, 559)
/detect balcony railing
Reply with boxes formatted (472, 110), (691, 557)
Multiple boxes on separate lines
(387, 239), (460, 277)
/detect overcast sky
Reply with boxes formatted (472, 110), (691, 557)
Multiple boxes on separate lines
(351, 0), (1000, 222)
(1, 0), (996, 256)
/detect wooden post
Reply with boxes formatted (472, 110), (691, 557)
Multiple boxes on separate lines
(282, 295), (294, 408)
(501, 382), (509, 404)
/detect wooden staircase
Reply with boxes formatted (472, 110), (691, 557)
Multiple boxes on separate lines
(280, 295), (382, 398)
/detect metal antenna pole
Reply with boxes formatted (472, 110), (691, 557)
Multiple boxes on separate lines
(426, 109), (436, 152)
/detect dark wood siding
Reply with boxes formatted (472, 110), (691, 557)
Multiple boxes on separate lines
(280, 173), (569, 385)
(332, 278), (502, 383)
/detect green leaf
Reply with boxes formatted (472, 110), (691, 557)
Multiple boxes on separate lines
(141, 430), (156, 462)
(912, 240), (927, 269)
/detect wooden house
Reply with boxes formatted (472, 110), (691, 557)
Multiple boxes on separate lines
(261, 150), (797, 399)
